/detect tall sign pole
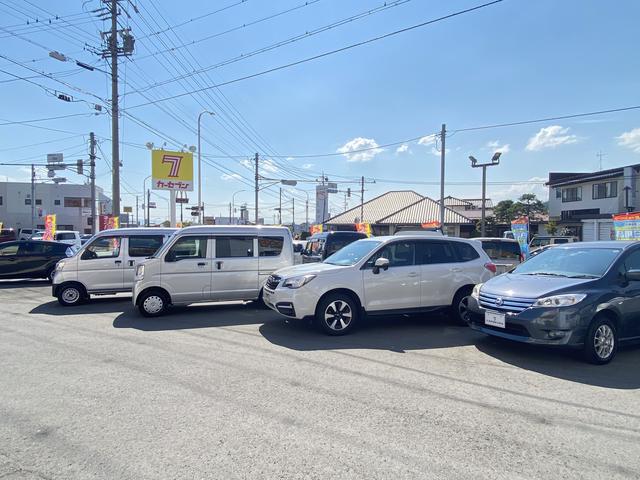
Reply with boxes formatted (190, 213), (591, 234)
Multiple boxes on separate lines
(254, 152), (259, 225)
(31, 164), (35, 229)
(89, 132), (97, 234)
(439, 124), (446, 230)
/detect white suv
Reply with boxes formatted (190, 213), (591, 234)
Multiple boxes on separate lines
(263, 234), (496, 335)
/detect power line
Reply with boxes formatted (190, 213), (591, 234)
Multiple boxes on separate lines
(0, 112), (100, 126)
(126, 0), (505, 109)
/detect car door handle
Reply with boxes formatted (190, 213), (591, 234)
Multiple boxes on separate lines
(215, 261), (223, 270)
(407, 272), (419, 277)
(197, 262), (207, 267)
(114, 260), (122, 265)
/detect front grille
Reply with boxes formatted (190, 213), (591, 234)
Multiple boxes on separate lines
(479, 291), (535, 314)
(481, 322), (530, 337)
(265, 274), (281, 291)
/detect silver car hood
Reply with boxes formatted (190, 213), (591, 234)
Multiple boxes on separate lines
(274, 262), (347, 278)
(481, 273), (593, 298)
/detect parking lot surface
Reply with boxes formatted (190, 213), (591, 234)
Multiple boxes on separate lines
(1, 280), (639, 480)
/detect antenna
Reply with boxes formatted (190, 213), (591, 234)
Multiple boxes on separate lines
(597, 151), (606, 171)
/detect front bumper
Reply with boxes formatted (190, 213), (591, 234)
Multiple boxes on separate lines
(468, 296), (589, 346)
(263, 286), (318, 320)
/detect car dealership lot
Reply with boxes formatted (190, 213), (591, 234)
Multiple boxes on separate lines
(1, 281), (640, 480)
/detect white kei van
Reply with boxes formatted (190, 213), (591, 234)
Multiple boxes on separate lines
(131, 225), (294, 316)
(52, 228), (177, 306)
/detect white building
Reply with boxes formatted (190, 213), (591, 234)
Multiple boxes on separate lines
(0, 181), (110, 233)
(546, 164), (639, 241)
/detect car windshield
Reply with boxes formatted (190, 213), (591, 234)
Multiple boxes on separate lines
(481, 240), (521, 260)
(514, 247), (621, 278)
(324, 239), (382, 266)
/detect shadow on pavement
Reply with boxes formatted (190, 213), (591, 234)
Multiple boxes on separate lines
(475, 336), (640, 390)
(259, 313), (481, 353)
(113, 302), (279, 331)
(30, 297), (132, 316)
(0, 279), (49, 290)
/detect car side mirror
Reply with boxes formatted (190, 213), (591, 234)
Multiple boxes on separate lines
(626, 269), (640, 282)
(372, 257), (390, 274)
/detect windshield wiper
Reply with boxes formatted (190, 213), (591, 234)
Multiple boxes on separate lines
(524, 272), (568, 277)
(567, 274), (598, 279)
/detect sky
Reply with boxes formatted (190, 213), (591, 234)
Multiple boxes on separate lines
(1, 0), (639, 224)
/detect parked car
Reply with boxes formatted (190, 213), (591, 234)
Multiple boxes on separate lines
(263, 234), (496, 335)
(0, 240), (74, 281)
(302, 231), (368, 263)
(476, 237), (523, 274)
(469, 241), (640, 364)
(527, 243), (554, 258)
(80, 234), (93, 245)
(33, 230), (82, 249)
(17, 228), (44, 241)
(502, 230), (515, 239)
(0, 228), (17, 243)
(52, 228), (177, 306)
(529, 235), (578, 252)
(132, 225), (294, 316)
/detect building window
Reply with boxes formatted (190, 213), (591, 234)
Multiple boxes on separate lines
(592, 181), (617, 199)
(83, 198), (92, 207)
(562, 186), (582, 203)
(25, 198), (31, 205)
(64, 197), (82, 208)
(555, 188), (561, 199)
(35, 199), (42, 205)
(54, 199), (61, 206)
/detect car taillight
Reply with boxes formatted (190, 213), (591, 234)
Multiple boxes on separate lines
(484, 262), (497, 274)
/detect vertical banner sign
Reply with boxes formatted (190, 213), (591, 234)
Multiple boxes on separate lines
(310, 224), (323, 235)
(511, 216), (529, 257)
(613, 212), (640, 240)
(355, 223), (372, 236)
(151, 150), (194, 191)
(43, 214), (57, 241)
(99, 215), (119, 231)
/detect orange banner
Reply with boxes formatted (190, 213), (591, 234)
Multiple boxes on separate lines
(421, 221), (441, 229)
(355, 222), (372, 236)
(310, 224), (323, 235)
(42, 214), (56, 241)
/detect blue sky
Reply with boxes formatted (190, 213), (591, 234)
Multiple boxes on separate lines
(1, 0), (639, 223)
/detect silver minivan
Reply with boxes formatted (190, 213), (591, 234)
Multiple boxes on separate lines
(132, 225), (294, 316)
(52, 228), (177, 306)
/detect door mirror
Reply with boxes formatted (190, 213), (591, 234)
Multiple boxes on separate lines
(627, 269), (640, 282)
(372, 257), (390, 274)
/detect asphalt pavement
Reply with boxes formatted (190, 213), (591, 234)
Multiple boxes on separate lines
(1, 279), (639, 479)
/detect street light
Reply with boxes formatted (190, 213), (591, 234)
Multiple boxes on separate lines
(143, 174), (151, 227)
(232, 189), (246, 225)
(469, 152), (502, 236)
(197, 111), (215, 224)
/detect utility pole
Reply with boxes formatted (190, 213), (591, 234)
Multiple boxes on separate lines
(135, 195), (139, 226)
(89, 132), (97, 234)
(469, 152), (501, 237)
(254, 152), (259, 225)
(292, 197), (295, 229)
(305, 198), (309, 228)
(439, 124), (446, 231)
(229, 202), (232, 223)
(360, 176), (365, 223)
(597, 151), (606, 171)
(31, 164), (35, 229)
(278, 187), (282, 224)
(109, 0), (120, 220)
(146, 189), (150, 227)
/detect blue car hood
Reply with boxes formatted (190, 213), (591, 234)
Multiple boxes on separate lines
(481, 273), (593, 299)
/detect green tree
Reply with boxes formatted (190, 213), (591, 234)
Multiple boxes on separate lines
(546, 220), (558, 235)
(493, 200), (516, 223)
(514, 193), (547, 220)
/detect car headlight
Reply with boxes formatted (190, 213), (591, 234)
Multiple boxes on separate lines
(135, 264), (145, 280)
(282, 274), (316, 289)
(471, 283), (483, 299)
(533, 293), (586, 308)
(55, 262), (65, 272)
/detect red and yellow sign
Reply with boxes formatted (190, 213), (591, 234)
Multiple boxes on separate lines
(310, 224), (323, 235)
(42, 214), (56, 241)
(99, 215), (119, 231)
(421, 221), (441, 230)
(355, 222), (372, 236)
(151, 149), (194, 191)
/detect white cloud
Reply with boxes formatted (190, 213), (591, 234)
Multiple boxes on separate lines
(430, 146), (449, 157)
(418, 134), (436, 146)
(336, 137), (383, 162)
(617, 128), (640, 153)
(486, 140), (510, 154)
(396, 144), (409, 154)
(242, 157), (278, 173)
(491, 176), (548, 202)
(221, 173), (242, 181)
(302, 163), (314, 169)
(525, 125), (579, 151)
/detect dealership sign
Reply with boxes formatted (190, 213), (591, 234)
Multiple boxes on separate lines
(613, 212), (640, 241)
(151, 149), (194, 191)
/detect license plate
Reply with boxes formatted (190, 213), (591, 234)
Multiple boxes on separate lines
(485, 310), (505, 328)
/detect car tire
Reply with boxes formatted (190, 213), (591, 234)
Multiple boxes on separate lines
(46, 269), (55, 283)
(138, 290), (168, 317)
(254, 288), (269, 309)
(583, 316), (618, 365)
(315, 293), (358, 336)
(57, 284), (85, 307)
(451, 288), (473, 325)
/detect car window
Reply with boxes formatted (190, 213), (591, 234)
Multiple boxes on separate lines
(56, 233), (76, 240)
(166, 236), (207, 261)
(46, 243), (68, 255)
(82, 236), (121, 260)
(514, 247), (621, 278)
(326, 238), (356, 257)
(308, 239), (323, 255)
(216, 236), (254, 258)
(18, 242), (47, 255)
(453, 242), (481, 262)
(367, 241), (415, 268)
(258, 236), (284, 257)
(554, 238), (569, 244)
(531, 238), (550, 248)
(624, 249), (640, 271)
(480, 240), (520, 260)
(128, 235), (164, 257)
(0, 243), (19, 256)
(416, 241), (457, 264)
(324, 240), (382, 266)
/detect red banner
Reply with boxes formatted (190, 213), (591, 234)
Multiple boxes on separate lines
(99, 215), (119, 231)
(421, 221), (441, 229)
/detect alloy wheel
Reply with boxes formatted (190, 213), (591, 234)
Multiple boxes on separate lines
(458, 295), (470, 322)
(594, 324), (615, 360)
(324, 300), (352, 331)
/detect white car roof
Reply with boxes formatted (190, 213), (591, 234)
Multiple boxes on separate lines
(179, 225), (292, 236)
(96, 227), (177, 236)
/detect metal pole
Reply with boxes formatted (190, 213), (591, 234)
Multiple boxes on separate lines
(135, 195), (139, 226)
(110, 0), (120, 220)
(481, 165), (487, 236)
(197, 111), (214, 224)
(146, 189), (150, 227)
(229, 202), (231, 224)
(31, 164), (35, 229)
(292, 197), (295, 229)
(254, 152), (259, 225)
(169, 190), (176, 227)
(360, 175), (364, 222)
(89, 132), (97, 234)
(439, 124), (446, 231)
(278, 187), (282, 224)
(305, 198), (309, 228)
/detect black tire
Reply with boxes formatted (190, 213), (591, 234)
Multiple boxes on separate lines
(451, 288), (473, 325)
(57, 284), (85, 307)
(315, 293), (359, 336)
(254, 288), (269, 309)
(583, 316), (618, 365)
(46, 269), (55, 283)
(137, 290), (169, 317)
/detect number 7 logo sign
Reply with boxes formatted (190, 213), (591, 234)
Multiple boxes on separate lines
(162, 155), (182, 177)
(151, 149), (194, 191)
